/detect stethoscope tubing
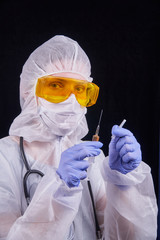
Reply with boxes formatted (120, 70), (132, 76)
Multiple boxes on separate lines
(19, 137), (102, 238)
(20, 137), (44, 205)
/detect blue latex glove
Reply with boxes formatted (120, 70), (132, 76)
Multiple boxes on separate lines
(56, 141), (103, 187)
(109, 125), (142, 174)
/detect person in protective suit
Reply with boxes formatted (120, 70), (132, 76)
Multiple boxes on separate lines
(0, 35), (158, 240)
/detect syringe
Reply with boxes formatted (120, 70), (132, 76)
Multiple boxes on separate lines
(92, 109), (103, 141)
(88, 109), (103, 164)
(111, 119), (126, 139)
(87, 110), (104, 239)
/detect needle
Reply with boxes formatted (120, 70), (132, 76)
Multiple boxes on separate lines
(92, 109), (103, 141)
(88, 110), (103, 164)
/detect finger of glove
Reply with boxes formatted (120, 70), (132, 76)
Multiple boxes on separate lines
(119, 143), (136, 158)
(70, 141), (103, 151)
(70, 148), (102, 161)
(71, 159), (90, 171)
(67, 170), (87, 185)
(66, 174), (80, 187)
(115, 135), (136, 151)
(79, 170), (87, 180)
(122, 160), (140, 171)
(70, 169), (87, 180)
(122, 150), (142, 164)
(112, 125), (133, 138)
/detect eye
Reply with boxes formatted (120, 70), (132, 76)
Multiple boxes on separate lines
(49, 81), (63, 89)
(75, 85), (85, 93)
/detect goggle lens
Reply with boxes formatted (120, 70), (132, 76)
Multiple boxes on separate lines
(35, 76), (99, 107)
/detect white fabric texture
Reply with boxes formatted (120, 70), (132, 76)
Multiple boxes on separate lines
(9, 35), (91, 143)
(101, 157), (158, 239)
(0, 137), (158, 239)
(0, 35), (158, 239)
(0, 137), (106, 240)
(37, 96), (87, 137)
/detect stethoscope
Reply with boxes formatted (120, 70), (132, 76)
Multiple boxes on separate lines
(20, 136), (44, 206)
(19, 136), (103, 239)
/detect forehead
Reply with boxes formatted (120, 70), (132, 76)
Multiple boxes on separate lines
(51, 72), (86, 81)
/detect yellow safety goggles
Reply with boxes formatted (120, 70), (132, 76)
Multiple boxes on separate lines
(35, 76), (99, 107)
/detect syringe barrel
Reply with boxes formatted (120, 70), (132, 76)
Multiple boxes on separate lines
(92, 134), (99, 141)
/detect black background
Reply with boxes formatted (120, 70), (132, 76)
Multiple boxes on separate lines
(0, 0), (159, 206)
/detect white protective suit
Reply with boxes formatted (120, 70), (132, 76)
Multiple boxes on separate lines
(0, 35), (158, 240)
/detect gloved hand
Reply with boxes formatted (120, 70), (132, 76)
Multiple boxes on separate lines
(56, 141), (103, 187)
(109, 125), (142, 174)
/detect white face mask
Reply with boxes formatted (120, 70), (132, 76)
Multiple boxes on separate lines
(37, 94), (87, 137)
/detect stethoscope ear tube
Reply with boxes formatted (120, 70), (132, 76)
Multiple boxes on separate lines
(20, 137), (44, 206)
(20, 137), (30, 171)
